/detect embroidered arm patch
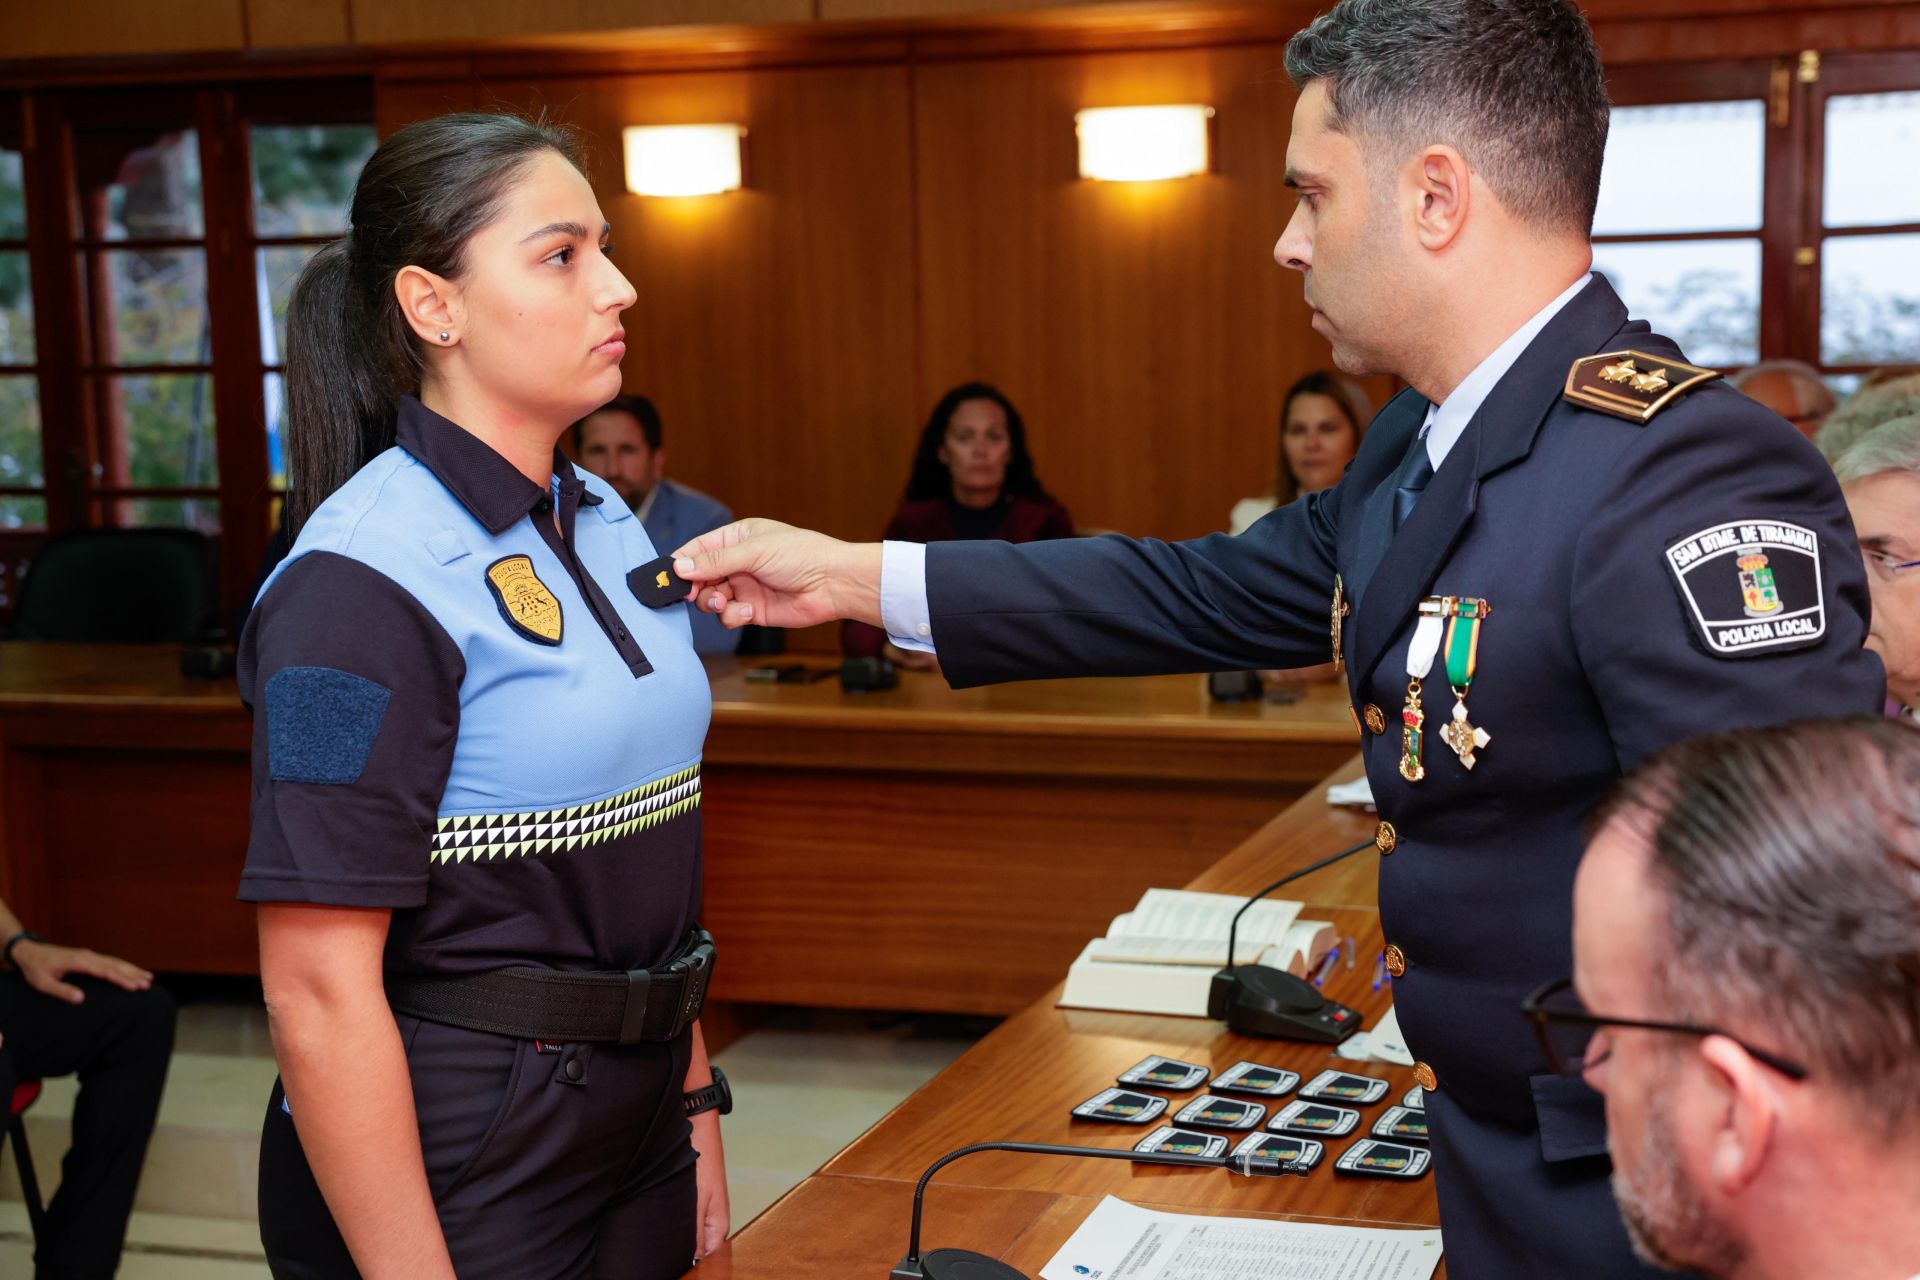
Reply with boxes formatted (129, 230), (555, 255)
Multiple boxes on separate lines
(1664, 520), (1827, 657)
(265, 666), (393, 784)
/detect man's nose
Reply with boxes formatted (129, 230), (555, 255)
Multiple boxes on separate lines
(1274, 207), (1311, 272)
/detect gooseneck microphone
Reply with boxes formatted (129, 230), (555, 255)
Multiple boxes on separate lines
(889, 1139), (1301, 1279)
(1207, 834), (1381, 1043)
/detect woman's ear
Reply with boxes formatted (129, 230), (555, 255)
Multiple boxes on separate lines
(394, 265), (463, 347)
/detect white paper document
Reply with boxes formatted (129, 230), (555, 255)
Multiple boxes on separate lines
(1336, 1005), (1416, 1067)
(1040, 1196), (1443, 1280)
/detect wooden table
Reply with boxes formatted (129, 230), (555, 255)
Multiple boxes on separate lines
(695, 759), (1448, 1277)
(0, 644), (1359, 1014)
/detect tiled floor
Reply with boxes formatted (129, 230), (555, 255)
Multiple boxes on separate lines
(0, 991), (980, 1277)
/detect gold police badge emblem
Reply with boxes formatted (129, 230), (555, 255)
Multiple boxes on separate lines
(485, 554), (564, 645)
(1563, 350), (1719, 424)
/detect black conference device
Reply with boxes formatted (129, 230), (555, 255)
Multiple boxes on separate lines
(890, 1138), (1302, 1279)
(1205, 835), (1382, 1044)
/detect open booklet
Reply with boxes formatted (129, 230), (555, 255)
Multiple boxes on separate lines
(1059, 888), (1336, 1018)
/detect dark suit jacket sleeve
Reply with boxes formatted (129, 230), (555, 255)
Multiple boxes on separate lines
(1569, 388), (1885, 771)
(927, 485), (1345, 688)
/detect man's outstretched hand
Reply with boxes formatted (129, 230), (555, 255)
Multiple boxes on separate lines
(673, 519), (885, 631)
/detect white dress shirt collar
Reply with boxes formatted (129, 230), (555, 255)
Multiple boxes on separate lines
(1420, 272), (1594, 470)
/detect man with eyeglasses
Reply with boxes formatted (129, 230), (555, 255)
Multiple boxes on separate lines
(1533, 715), (1920, 1280)
(1835, 414), (1920, 720)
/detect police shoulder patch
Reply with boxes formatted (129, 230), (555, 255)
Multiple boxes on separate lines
(1664, 520), (1825, 657)
(1564, 350), (1719, 424)
(485, 554), (564, 645)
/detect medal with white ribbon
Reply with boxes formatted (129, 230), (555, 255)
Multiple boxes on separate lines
(1437, 597), (1492, 768)
(1400, 610), (1445, 783)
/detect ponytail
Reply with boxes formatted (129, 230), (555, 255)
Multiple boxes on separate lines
(284, 237), (394, 533)
(281, 112), (586, 535)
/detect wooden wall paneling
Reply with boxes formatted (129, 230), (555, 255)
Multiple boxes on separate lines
(348, 0), (813, 50)
(911, 45), (1345, 543)
(454, 64), (919, 548)
(245, 0), (354, 50)
(374, 74), (485, 136)
(0, 1), (247, 61)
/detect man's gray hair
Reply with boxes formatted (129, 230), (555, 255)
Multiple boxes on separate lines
(1594, 717), (1920, 1120)
(1283, 0), (1611, 234)
(1834, 413), (1920, 486)
(1819, 374), (1920, 462)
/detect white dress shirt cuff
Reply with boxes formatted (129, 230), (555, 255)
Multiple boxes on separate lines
(880, 540), (936, 653)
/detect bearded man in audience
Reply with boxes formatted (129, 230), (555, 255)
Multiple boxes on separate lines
(1559, 716), (1920, 1280)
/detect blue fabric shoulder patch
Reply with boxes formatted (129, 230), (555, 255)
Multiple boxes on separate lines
(265, 666), (393, 785)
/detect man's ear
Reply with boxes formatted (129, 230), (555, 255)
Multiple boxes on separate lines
(394, 265), (463, 347)
(1406, 144), (1472, 252)
(1698, 1034), (1781, 1196)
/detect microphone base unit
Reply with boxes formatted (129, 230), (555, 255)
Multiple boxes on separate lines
(892, 1248), (1028, 1280)
(1208, 964), (1362, 1044)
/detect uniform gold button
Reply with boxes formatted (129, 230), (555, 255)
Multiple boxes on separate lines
(1413, 1061), (1437, 1092)
(1363, 703), (1387, 735)
(1375, 820), (1398, 854)
(1383, 944), (1406, 978)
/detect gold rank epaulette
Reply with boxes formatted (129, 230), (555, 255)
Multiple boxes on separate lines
(1563, 350), (1720, 424)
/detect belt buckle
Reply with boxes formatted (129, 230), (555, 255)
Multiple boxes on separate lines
(664, 939), (715, 1040)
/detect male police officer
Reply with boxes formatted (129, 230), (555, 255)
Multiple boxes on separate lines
(671, 1), (1884, 1274)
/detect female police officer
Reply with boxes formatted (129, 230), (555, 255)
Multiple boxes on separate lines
(238, 113), (728, 1279)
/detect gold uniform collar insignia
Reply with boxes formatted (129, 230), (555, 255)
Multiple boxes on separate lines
(1563, 349), (1719, 424)
(485, 554), (565, 645)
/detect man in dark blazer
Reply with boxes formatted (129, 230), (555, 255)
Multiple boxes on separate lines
(670, 1), (1884, 1274)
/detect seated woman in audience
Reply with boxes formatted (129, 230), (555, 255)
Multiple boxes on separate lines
(1229, 371), (1371, 535)
(844, 382), (1073, 664)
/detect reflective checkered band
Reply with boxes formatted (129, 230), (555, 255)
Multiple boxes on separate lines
(431, 765), (701, 865)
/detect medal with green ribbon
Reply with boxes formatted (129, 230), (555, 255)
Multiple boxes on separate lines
(1436, 596), (1492, 768)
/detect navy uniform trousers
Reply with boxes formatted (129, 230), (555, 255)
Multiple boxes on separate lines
(919, 276), (1885, 1278)
(258, 1021), (695, 1280)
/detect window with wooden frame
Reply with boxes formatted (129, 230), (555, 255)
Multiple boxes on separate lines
(1595, 51), (1920, 390)
(11, 80), (372, 624)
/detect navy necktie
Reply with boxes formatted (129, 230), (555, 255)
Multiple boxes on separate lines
(1393, 437), (1436, 532)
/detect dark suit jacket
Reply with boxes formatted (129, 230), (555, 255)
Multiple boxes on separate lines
(843, 494), (1075, 657)
(917, 276), (1884, 1277)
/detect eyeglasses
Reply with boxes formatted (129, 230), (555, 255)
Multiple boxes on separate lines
(1863, 547), (1920, 585)
(1520, 978), (1810, 1081)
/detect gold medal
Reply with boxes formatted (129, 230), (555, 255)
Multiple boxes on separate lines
(1331, 574), (1351, 672)
(1439, 697), (1491, 769)
(1399, 677), (1426, 782)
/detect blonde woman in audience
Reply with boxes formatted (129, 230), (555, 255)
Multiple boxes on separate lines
(1834, 414), (1920, 719)
(1229, 370), (1372, 535)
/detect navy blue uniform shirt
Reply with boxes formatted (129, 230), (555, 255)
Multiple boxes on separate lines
(238, 397), (711, 979)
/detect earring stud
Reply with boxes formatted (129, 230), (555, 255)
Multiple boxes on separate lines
(438, 331), (451, 343)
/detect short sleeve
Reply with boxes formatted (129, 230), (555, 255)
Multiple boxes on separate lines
(236, 551), (465, 908)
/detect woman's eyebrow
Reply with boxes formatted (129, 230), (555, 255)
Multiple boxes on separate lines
(519, 220), (608, 244)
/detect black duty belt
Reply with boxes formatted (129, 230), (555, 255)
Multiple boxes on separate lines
(386, 928), (715, 1044)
